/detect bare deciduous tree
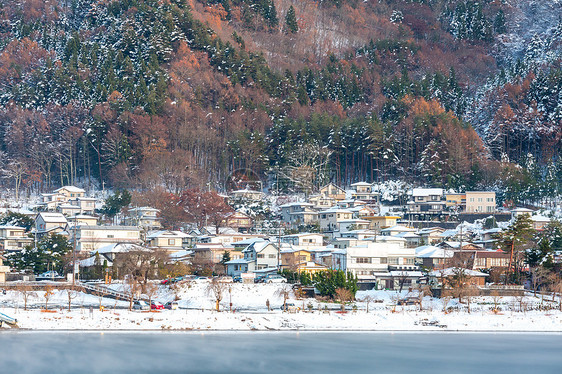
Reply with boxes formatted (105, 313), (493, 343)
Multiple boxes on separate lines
(124, 276), (141, 311)
(19, 284), (36, 311)
(43, 285), (54, 310)
(207, 278), (227, 311)
(360, 295), (374, 313)
(490, 290), (502, 313)
(66, 285), (80, 311)
(144, 282), (159, 309)
(275, 285), (292, 312)
(334, 287), (353, 312)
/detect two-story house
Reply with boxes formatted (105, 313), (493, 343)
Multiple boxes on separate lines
(407, 188), (445, 216)
(332, 240), (419, 289)
(35, 212), (68, 238)
(0, 225), (33, 253)
(127, 207), (161, 229)
(319, 207), (353, 232)
(279, 202), (317, 227)
(72, 225), (141, 253)
(281, 233), (324, 248)
(465, 191), (496, 213)
(223, 211), (253, 232)
(242, 240), (279, 270)
(319, 183), (346, 201)
(350, 182), (380, 202)
(146, 230), (192, 253)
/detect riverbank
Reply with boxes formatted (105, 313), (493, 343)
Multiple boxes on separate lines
(2, 307), (561, 332)
(1, 284), (561, 332)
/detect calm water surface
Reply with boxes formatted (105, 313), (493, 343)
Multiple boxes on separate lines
(0, 331), (560, 373)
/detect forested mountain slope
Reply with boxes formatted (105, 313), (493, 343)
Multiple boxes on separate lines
(0, 0), (561, 203)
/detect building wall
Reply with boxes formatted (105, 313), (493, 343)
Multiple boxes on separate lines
(465, 192), (496, 213)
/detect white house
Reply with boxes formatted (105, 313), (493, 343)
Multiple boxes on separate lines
(35, 212), (68, 238)
(242, 241), (279, 270)
(146, 230), (192, 252)
(281, 233), (324, 247)
(127, 207), (161, 229)
(0, 225), (33, 253)
(319, 207), (354, 232)
(332, 240), (418, 288)
(72, 225), (141, 253)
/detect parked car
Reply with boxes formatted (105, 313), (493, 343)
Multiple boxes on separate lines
(280, 302), (298, 312)
(150, 301), (164, 310)
(217, 276), (233, 283)
(133, 300), (150, 310)
(254, 275), (266, 283)
(232, 276), (242, 283)
(38, 271), (60, 279)
(397, 297), (420, 306)
(193, 276), (210, 283)
(265, 274), (287, 284)
(164, 301), (179, 310)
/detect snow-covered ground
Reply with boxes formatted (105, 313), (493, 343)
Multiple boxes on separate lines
(1, 284), (561, 331)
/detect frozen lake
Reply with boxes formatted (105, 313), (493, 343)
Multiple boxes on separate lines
(0, 331), (560, 373)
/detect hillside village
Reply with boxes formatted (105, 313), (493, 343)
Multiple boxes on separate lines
(0, 181), (559, 303)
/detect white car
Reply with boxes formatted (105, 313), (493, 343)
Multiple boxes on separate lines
(265, 275), (287, 283)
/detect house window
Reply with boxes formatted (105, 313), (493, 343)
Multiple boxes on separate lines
(405, 258), (415, 265)
(356, 257), (371, 264)
(107, 235), (114, 238)
(257, 254), (264, 259)
(168, 239), (176, 246)
(388, 257), (399, 265)
(380, 258), (388, 264)
(269, 254), (276, 259)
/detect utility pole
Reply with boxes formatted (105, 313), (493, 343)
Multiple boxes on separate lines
(72, 216), (78, 286)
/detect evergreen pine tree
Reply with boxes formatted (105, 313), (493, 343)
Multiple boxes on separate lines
(285, 5), (298, 33)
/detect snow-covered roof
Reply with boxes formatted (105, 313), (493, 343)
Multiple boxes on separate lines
(147, 230), (191, 239)
(55, 186), (85, 193)
(243, 240), (274, 253)
(381, 225), (416, 233)
(168, 250), (194, 259)
(0, 225), (26, 230)
(37, 212), (67, 223)
(93, 243), (149, 255)
(415, 245), (454, 258)
(511, 207), (533, 213)
(338, 219), (370, 224)
(411, 188), (443, 197)
(319, 207), (353, 214)
(393, 232), (420, 239)
(530, 215), (550, 222)
(389, 271), (424, 277)
(232, 237), (266, 246)
(438, 229), (459, 237)
(225, 259), (253, 265)
(428, 267), (488, 277)
(350, 182), (371, 187)
(279, 202), (313, 208)
(79, 255), (113, 267)
(129, 206), (160, 212)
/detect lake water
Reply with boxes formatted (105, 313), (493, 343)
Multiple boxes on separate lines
(0, 331), (560, 373)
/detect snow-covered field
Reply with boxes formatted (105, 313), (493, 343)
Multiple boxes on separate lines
(1, 283), (561, 331)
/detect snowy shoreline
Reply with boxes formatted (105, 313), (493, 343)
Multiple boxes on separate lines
(2, 308), (561, 332)
(2, 284), (561, 332)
